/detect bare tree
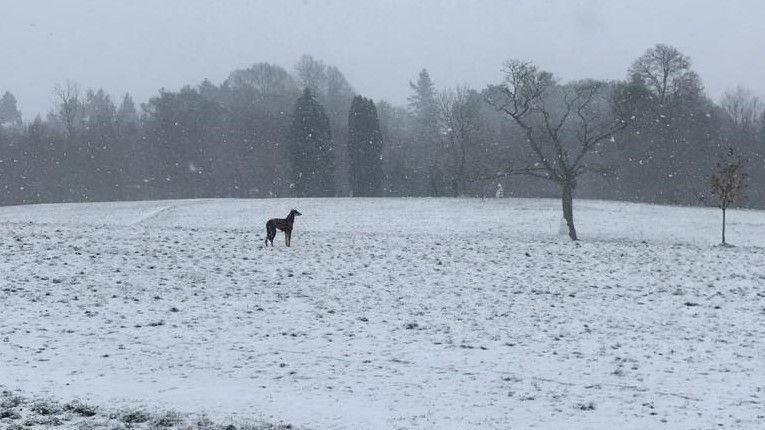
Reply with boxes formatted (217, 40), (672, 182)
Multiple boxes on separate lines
(54, 80), (82, 141)
(628, 43), (702, 108)
(485, 60), (629, 240)
(710, 149), (747, 246)
(720, 86), (763, 133)
(295, 54), (327, 95)
(438, 85), (480, 196)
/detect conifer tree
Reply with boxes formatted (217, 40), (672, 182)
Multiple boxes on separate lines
(348, 95), (384, 196)
(117, 93), (139, 134)
(408, 69), (438, 139)
(408, 69), (442, 195)
(0, 91), (22, 127)
(289, 88), (335, 196)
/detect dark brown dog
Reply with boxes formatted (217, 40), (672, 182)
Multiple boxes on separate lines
(265, 209), (302, 246)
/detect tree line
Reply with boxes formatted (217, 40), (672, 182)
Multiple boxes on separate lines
(0, 46), (763, 217)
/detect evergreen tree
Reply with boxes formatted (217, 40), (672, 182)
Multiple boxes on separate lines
(323, 65), (355, 196)
(408, 69), (438, 134)
(117, 93), (139, 135)
(0, 125), (10, 203)
(82, 89), (118, 200)
(25, 116), (50, 202)
(376, 100), (417, 196)
(0, 91), (22, 127)
(408, 69), (442, 195)
(348, 95), (384, 196)
(289, 88), (335, 197)
(142, 86), (222, 198)
(116, 93), (144, 198)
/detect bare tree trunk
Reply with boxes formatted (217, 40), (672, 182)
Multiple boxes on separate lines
(721, 207), (726, 245)
(456, 145), (466, 196)
(561, 182), (578, 241)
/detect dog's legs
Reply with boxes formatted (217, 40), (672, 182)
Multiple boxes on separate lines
(285, 230), (291, 247)
(266, 224), (275, 246)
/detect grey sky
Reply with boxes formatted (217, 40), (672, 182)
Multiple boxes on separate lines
(2, 0), (764, 119)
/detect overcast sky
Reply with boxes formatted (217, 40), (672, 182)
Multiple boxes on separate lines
(1, 0), (764, 119)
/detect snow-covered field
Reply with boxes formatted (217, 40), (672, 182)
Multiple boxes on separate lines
(1, 197), (764, 429)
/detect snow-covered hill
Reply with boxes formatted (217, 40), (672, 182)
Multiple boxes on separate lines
(0, 197), (763, 246)
(1, 198), (763, 429)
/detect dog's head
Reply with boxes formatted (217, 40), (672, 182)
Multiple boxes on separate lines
(290, 209), (302, 217)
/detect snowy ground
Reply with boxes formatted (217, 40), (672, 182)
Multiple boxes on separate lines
(1, 197), (764, 429)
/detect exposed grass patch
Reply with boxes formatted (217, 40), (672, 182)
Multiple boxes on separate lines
(0, 387), (304, 430)
(153, 411), (182, 427)
(121, 409), (151, 424)
(65, 400), (98, 417)
(30, 399), (62, 416)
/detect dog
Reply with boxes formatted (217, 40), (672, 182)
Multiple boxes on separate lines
(265, 209), (302, 247)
